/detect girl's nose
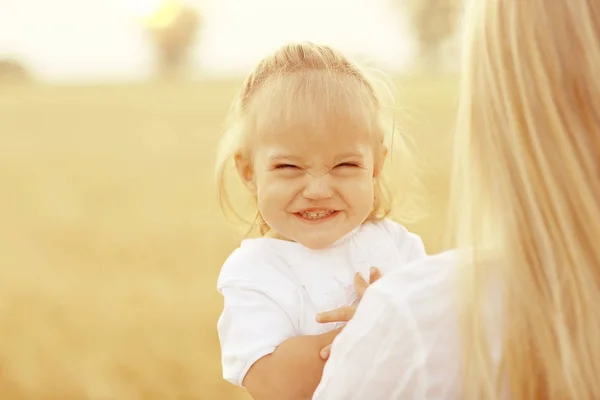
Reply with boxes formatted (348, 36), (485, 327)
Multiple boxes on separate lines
(302, 175), (334, 200)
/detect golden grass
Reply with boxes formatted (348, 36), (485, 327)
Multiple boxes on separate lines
(0, 77), (457, 399)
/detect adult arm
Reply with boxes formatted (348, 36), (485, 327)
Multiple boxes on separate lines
(312, 286), (427, 399)
(313, 251), (461, 399)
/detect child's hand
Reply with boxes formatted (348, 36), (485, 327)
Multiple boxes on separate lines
(317, 267), (382, 323)
(316, 266), (382, 360)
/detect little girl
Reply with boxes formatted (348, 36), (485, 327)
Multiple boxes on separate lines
(215, 42), (426, 399)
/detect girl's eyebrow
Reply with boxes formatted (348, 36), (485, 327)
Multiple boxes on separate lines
(334, 152), (364, 161)
(268, 151), (364, 163)
(268, 154), (302, 163)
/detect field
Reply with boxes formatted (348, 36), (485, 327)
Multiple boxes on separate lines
(0, 77), (457, 399)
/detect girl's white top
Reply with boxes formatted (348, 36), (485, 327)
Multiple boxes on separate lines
(216, 219), (427, 386)
(313, 250), (462, 399)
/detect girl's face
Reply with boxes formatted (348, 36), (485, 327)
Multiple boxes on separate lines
(237, 126), (384, 250)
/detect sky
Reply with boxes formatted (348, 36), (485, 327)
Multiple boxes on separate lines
(0, 0), (417, 83)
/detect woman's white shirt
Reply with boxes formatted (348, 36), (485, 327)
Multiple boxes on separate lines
(313, 250), (463, 400)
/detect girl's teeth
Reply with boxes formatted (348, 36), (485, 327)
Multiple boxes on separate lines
(301, 210), (334, 220)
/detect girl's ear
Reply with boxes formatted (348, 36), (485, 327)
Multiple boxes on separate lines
(374, 145), (388, 177)
(235, 152), (256, 194)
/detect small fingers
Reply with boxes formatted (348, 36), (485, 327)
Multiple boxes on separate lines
(316, 305), (356, 324)
(369, 266), (383, 284)
(354, 272), (369, 298)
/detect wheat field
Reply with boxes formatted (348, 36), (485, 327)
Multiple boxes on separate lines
(0, 77), (457, 400)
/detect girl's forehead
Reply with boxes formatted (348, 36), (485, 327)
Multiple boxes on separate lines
(260, 125), (372, 149)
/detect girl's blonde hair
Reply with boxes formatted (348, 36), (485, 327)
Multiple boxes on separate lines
(453, 0), (600, 398)
(215, 42), (409, 235)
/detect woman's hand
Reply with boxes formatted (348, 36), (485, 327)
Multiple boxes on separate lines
(316, 266), (382, 360)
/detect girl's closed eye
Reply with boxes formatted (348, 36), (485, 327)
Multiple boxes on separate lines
(273, 163), (299, 170)
(271, 164), (305, 176)
(332, 162), (366, 177)
(335, 162), (363, 169)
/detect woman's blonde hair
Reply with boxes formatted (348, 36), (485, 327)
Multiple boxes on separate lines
(215, 42), (411, 235)
(453, 0), (600, 398)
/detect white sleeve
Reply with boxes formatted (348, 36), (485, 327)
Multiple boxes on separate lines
(313, 252), (462, 400)
(217, 254), (298, 387)
(312, 287), (427, 400)
(383, 219), (427, 262)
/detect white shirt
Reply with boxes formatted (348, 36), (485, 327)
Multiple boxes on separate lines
(216, 219), (427, 386)
(313, 250), (462, 399)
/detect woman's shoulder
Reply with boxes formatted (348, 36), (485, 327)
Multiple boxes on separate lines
(370, 250), (459, 313)
(314, 250), (463, 399)
(378, 248), (457, 280)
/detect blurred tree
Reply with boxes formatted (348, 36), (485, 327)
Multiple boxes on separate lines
(401, 0), (462, 73)
(143, 1), (201, 80)
(0, 59), (32, 84)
